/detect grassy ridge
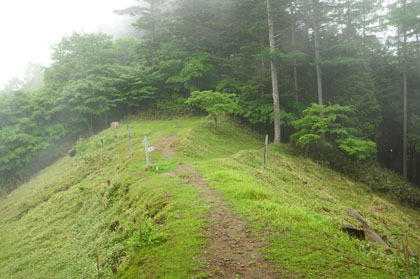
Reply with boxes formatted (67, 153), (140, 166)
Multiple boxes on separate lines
(0, 116), (419, 278)
(0, 118), (208, 278)
(180, 119), (420, 278)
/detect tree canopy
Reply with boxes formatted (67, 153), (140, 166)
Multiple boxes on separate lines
(1, 0), (420, 189)
(185, 91), (238, 129)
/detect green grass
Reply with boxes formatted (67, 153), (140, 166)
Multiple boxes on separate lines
(192, 145), (420, 278)
(1, 115), (419, 278)
(0, 117), (208, 279)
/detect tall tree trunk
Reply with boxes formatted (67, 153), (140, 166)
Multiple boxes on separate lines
(266, 0), (281, 144)
(291, 0), (299, 102)
(261, 42), (265, 96)
(403, 0), (408, 179)
(261, 60), (265, 96)
(362, 13), (367, 46)
(312, 0), (323, 107)
(346, 0), (351, 42)
(150, 1), (156, 67)
(91, 113), (94, 135)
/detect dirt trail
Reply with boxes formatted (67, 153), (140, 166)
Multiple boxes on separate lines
(165, 164), (276, 279)
(159, 133), (275, 278)
(156, 133), (177, 159)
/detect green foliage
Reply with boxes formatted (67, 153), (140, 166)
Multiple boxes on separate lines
(129, 217), (166, 251)
(329, 72), (381, 139)
(154, 94), (195, 118)
(185, 90), (239, 128)
(167, 52), (214, 91)
(409, 114), (420, 152)
(292, 103), (354, 147)
(75, 137), (88, 157)
(336, 136), (377, 160)
(292, 104), (376, 160)
(180, 118), (420, 278)
(1, 117), (420, 279)
(0, 118), (209, 278)
(1, 0), (420, 272)
(237, 83), (274, 124)
(1, 0), (419, 192)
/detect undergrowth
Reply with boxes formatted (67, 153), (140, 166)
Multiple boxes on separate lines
(1, 116), (419, 278)
(129, 217), (166, 251)
(306, 144), (420, 207)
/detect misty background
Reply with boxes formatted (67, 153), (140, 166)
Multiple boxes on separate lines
(0, 0), (138, 90)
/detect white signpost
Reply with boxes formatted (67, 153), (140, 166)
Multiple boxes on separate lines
(142, 136), (155, 165)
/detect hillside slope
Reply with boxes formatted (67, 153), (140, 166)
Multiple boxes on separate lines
(0, 116), (419, 279)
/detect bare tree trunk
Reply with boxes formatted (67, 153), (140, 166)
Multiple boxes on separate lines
(267, 0), (281, 144)
(261, 59), (265, 96)
(362, 13), (367, 46)
(150, 1), (156, 67)
(87, 114), (93, 135)
(312, 0), (323, 107)
(346, 0), (351, 42)
(403, 0), (408, 179)
(261, 41), (265, 96)
(291, 0), (299, 102)
(213, 115), (218, 130)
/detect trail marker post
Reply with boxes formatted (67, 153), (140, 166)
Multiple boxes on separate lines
(127, 125), (133, 157)
(142, 136), (155, 165)
(264, 134), (268, 168)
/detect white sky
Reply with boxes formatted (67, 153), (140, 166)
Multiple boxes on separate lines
(0, 0), (137, 89)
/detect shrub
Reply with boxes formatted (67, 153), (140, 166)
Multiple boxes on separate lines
(292, 103), (376, 160)
(156, 94), (196, 118)
(75, 137), (88, 157)
(185, 90), (238, 129)
(129, 217), (166, 251)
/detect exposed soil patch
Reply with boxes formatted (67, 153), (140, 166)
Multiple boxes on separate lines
(156, 133), (177, 159)
(165, 164), (276, 279)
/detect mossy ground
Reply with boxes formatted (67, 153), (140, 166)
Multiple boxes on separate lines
(0, 116), (419, 278)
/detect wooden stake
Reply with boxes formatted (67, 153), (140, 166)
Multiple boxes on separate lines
(264, 134), (268, 168)
(127, 125), (133, 157)
(96, 249), (100, 279)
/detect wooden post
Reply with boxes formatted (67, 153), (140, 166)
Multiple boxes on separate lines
(96, 249), (100, 279)
(264, 134), (268, 168)
(142, 136), (155, 166)
(101, 138), (104, 148)
(145, 139), (149, 165)
(127, 125), (133, 157)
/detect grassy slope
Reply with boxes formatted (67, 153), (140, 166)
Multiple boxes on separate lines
(0, 116), (419, 278)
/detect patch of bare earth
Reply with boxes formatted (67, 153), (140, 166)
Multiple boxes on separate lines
(164, 164), (276, 279)
(156, 133), (177, 159)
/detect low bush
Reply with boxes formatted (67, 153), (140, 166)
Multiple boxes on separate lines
(129, 217), (166, 251)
